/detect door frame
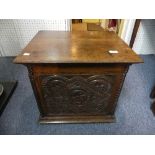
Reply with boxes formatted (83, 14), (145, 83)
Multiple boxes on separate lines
(120, 19), (141, 48)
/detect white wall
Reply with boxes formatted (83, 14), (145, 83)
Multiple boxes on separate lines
(121, 19), (136, 45)
(0, 19), (70, 56)
(133, 19), (155, 54)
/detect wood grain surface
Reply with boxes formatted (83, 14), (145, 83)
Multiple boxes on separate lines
(14, 31), (143, 64)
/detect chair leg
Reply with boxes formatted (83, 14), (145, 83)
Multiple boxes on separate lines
(151, 101), (155, 116)
(150, 85), (155, 115)
(150, 86), (155, 98)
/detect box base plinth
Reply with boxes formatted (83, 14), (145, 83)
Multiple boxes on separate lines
(39, 115), (115, 124)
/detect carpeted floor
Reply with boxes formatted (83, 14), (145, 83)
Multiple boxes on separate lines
(0, 55), (155, 135)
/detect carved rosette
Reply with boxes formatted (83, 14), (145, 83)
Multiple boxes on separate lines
(40, 74), (115, 115)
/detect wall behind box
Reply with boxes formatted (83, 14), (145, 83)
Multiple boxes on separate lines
(0, 19), (70, 56)
(133, 19), (155, 54)
(0, 19), (154, 56)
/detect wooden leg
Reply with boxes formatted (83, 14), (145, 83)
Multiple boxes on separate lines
(151, 101), (155, 116)
(150, 85), (155, 115)
(150, 86), (155, 98)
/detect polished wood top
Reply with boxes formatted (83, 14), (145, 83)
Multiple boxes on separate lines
(14, 31), (143, 64)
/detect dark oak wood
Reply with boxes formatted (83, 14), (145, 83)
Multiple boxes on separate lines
(14, 31), (143, 64)
(129, 19), (141, 48)
(151, 102), (155, 116)
(14, 31), (143, 123)
(150, 86), (155, 99)
(150, 86), (155, 115)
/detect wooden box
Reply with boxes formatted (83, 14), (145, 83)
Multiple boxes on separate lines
(14, 31), (143, 123)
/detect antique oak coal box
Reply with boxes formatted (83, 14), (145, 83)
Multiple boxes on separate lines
(14, 31), (142, 123)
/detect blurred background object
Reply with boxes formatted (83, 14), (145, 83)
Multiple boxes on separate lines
(72, 19), (123, 35)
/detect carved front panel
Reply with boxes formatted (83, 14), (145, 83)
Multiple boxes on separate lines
(39, 74), (116, 116)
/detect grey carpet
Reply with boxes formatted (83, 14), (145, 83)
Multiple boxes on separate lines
(0, 55), (155, 135)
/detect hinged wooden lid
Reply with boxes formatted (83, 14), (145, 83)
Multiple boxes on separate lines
(14, 31), (143, 64)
